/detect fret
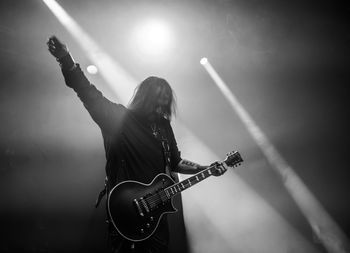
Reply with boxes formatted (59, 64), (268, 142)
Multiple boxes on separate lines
(164, 165), (218, 197)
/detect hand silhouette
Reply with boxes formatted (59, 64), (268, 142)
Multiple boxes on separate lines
(47, 35), (68, 59)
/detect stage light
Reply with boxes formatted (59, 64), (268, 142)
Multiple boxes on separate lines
(42, 0), (137, 105)
(132, 19), (174, 57)
(87, 65), (98, 75)
(200, 57), (208, 65)
(42, 1), (334, 252)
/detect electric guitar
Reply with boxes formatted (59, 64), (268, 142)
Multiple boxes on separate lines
(107, 151), (243, 242)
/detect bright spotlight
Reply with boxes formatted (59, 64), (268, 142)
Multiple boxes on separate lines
(132, 19), (174, 57)
(87, 65), (98, 75)
(200, 57), (208, 65)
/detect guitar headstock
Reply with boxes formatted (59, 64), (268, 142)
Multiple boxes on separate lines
(224, 151), (243, 167)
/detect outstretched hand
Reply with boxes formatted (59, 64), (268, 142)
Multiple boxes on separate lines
(210, 161), (227, 176)
(47, 35), (68, 59)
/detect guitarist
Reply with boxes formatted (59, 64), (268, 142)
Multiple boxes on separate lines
(47, 36), (228, 253)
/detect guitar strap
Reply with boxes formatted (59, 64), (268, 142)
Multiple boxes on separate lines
(95, 176), (108, 208)
(158, 127), (174, 179)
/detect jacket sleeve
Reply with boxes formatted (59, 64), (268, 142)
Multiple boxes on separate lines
(166, 121), (182, 171)
(62, 64), (126, 134)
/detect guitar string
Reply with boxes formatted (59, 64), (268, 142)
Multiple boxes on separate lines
(142, 166), (220, 208)
(143, 168), (215, 208)
(140, 159), (240, 209)
(143, 175), (205, 208)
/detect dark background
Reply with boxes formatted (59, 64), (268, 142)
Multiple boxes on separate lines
(0, 0), (349, 252)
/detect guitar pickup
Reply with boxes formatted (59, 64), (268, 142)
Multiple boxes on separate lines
(140, 197), (150, 213)
(133, 199), (144, 217)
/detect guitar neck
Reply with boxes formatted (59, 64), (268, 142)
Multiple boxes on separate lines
(164, 165), (219, 198)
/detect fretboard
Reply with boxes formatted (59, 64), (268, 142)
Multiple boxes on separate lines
(164, 165), (217, 198)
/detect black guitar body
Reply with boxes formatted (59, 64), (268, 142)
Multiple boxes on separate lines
(107, 151), (243, 242)
(108, 173), (177, 242)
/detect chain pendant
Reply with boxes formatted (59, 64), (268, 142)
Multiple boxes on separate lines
(151, 124), (158, 138)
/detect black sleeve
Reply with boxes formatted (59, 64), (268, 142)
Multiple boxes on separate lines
(62, 64), (126, 134)
(166, 121), (182, 171)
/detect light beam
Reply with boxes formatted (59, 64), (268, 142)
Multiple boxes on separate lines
(42, 0), (136, 104)
(201, 58), (350, 253)
(41, 1), (326, 252)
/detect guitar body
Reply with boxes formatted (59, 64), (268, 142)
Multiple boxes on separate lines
(108, 174), (177, 242)
(107, 151), (243, 242)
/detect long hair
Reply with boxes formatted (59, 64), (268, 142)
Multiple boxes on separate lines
(128, 76), (176, 120)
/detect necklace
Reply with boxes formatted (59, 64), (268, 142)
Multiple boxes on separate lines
(150, 123), (158, 137)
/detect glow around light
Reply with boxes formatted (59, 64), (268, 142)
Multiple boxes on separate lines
(132, 19), (174, 57)
(87, 65), (98, 74)
(200, 57), (208, 65)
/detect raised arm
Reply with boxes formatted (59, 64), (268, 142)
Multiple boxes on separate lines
(47, 36), (75, 71)
(47, 35), (125, 134)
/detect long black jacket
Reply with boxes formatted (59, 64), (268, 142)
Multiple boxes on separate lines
(62, 65), (182, 190)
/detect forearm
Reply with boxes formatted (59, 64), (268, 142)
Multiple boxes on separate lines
(61, 65), (123, 133)
(47, 36), (121, 133)
(175, 159), (208, 175)
(61, 61), (92, 92)
(56, 53), (123, 134)
(56, 52), (92, 92)
(57, 52), (76, 72)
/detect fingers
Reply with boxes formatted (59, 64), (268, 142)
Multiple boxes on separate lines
(47, 41), (55, 52)
(210, 161), (220, 167)
(47, 36), (58, 53)
(49, 35), (59, 43)
(217, 163), (227, 175)
(47, 35), (64, 48)
(47, 35), (68, 58)
(212, 162), (227, 176)
(47, 37), (56, 48)
(47, 35), (60, 44)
